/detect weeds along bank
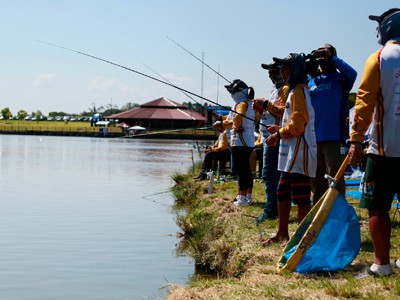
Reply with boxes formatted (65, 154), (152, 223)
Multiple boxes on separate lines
(168, 166), (400, 299)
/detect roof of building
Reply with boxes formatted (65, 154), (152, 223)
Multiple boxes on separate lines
(108, 97), (205, 121)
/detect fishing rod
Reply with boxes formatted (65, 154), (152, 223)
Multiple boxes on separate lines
(142, 63), (222, 150)
(36, 40), (265, 127)
(142, 63), (202, 106)
(166, 36), (231, 84)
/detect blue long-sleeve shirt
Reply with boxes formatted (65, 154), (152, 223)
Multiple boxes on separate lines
(308, 56), (357, 142)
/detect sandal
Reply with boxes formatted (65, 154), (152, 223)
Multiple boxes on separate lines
(261, 235), (289, 246)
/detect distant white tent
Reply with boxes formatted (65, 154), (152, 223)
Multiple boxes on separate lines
(128, 126), (146, 131)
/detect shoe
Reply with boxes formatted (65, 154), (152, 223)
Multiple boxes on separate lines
(233, 195), (249, 207)
(256, 212), (277, 224)
(391, 259), (400, 269)
(194, 173), (207, 181)
(355, 264), (393, 279)
(246, 194), (253, 205)
(193, 172), (206, 180)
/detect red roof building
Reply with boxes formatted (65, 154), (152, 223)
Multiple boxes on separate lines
(108, 97), (206, 129)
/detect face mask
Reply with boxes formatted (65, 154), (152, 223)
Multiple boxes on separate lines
(231, 90), (248, 103)
(376, 26), (383, 45)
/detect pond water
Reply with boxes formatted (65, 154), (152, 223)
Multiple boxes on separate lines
(0, 135), (205, 300)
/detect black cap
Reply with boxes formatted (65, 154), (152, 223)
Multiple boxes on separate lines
(224, 79), (248, 94)
(261, 62), (280, 70)
(273, 54), (294, 66)
(369, 8), (400, 23)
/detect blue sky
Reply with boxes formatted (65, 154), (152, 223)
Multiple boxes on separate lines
(0, 0), (398, 115)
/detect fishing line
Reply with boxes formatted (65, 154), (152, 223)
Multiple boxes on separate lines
(123, 125), (212, 138)
(142, 189), (172, 206)
(166, 36), (231, 84)
(142, 63), (202, 106)
(35, 40), (265, 127)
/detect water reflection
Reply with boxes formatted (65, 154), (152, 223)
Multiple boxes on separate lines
(0, 135), (205, 300)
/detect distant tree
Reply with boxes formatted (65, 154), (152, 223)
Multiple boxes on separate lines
(1, 107), (12, 120)
(120, 102), (139, 111)
(182, 101), (204, 114)
(17, 110), (28, 120)
(49, 111), (68, 117)
(87, 103), (98, 114)
(32, 110), (44, 119)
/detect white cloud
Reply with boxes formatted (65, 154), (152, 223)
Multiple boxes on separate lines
(33, 73), (58, 87)
(87, 76), (130, 94)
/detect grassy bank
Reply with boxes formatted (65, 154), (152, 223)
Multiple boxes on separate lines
(0, 120), (218, 139)
(168, 167), (400, 299)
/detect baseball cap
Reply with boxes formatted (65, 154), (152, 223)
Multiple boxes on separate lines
(273, 54), (294, 66)
(224, 79), (248, 94)
(369, 8), (400, 23)
(261, 62), (280, 70)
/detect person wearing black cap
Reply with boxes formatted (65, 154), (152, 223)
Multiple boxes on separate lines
(224, 79), (258, 206)
(349, 8), (400, 277)
(262, 53), (317, 245)
(307, 44), (357, 205)
(252, 62), (289, 223)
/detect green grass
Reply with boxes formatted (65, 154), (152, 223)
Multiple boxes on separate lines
(168, 167), (400, 299)
(0, 120), (123, 133)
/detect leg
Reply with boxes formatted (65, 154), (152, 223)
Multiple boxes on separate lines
(298, 203), (311, 222)
(261, 144), (280, 218)
(324, 141), (346, 196)
(359, 154), (398, 274)
(249, 149), (256, 179)
(291, 173), (312, 222)
(257, 147), (263, 178)
(310, 142), (328, 205)
(268, 172), (291, 240)
(369, 209), (391, 265)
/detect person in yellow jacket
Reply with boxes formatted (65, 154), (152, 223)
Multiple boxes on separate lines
(349, 8), (400, 277)
(224, 79), (260, 206)
(194, 120), (231, 181)
(263, 53), (317, 245)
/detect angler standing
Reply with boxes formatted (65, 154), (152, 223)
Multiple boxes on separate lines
(252, 62), (289, 222)
(307, 44), (357, 205)
(349, 8), (400, 277)
(263, 53), (317, 244)
(225, 80), (258, 206)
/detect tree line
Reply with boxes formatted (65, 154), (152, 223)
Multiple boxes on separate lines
(0, 94), (356, 120)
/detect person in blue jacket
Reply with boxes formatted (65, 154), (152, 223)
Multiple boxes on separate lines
(307, 44), (357, 204)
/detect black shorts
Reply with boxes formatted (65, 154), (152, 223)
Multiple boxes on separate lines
(360, 154), (400, 211)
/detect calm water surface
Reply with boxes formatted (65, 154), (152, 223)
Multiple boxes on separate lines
(0, 135), (204, 300)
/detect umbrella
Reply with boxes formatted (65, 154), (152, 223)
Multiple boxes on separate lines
(128, 126), (146, 131)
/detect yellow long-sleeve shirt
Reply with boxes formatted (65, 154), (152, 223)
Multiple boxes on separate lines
(211, 130), (229, 151)
(264, 83), (290, 118)
(279, 84), (309, 139)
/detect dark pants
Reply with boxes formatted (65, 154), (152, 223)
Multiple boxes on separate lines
(232, 146), (254, 191)
(262, 143), (280, 217)
(254, 147), (263, 178)
(202, 149), (231, 174)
